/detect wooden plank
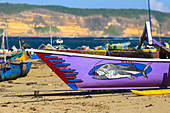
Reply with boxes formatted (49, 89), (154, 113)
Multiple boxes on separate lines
(23, 59), (41, 63)
(0, 54), (12, 57)
(10, 59), (41, 64)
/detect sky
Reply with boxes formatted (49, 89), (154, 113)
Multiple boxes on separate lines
(0, 0), (170, 13)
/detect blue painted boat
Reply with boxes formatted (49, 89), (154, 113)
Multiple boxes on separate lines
(0, 50), (32, 81)
(0, 30), (32, 81)
(0, 62), (32, 81)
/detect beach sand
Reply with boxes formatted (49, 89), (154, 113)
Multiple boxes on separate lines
(0, 63), (170, 113)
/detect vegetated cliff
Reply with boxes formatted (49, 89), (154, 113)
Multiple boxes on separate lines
(0, 3), (169, 37)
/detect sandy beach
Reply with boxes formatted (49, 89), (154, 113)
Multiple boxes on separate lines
(0, 63), (170, 113)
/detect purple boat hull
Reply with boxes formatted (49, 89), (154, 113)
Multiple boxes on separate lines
(27, 21), (170, 90)
(31, 49), (170, 90)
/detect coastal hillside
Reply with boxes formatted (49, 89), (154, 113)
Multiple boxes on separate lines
(0, 3), (169, 37)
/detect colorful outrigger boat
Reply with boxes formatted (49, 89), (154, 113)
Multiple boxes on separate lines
(27, 21), (170, 95)
(0, 50), (32, 81)
(0, 32), (33, 81)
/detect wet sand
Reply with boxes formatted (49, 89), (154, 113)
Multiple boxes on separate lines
(0, 63), (170, 113)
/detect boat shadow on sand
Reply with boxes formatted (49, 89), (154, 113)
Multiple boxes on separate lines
(0, 90), (137, 105)
(7, 89), (133, 97)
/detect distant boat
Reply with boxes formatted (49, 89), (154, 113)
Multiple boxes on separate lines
(56, 39), (63, 44)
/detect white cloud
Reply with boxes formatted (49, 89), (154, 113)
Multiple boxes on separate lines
(150, 0), (170, 12)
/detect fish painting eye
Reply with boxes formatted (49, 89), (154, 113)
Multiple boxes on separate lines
(103, 65), (108, 69)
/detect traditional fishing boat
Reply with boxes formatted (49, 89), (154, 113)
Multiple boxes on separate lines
(0, 50), (32, 81)
(0, 32), (33, 81)
(26, 0), (170, 95)
(26, 21), (170, 94)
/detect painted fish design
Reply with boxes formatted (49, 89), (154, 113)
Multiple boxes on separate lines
(89, 63), (152, 80)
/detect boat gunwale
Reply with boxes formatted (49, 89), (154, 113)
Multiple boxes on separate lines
(26, 49), (170, 62)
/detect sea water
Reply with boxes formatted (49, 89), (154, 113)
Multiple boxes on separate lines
(1, 36), (170, 49)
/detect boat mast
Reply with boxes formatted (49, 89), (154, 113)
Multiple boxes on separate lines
(137, 24), (141, 42)
(5, 27), (9, 50)
(148, 0), (152, 30)
(50, 26), (52, 46)
(158, 26), (161, 43)
(19, 36), (22, 51)
(2, 31), (6, 62)
(48, 15), (52, 46)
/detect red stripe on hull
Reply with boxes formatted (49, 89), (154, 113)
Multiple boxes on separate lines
(53, 65), (68, 67)
(36, 53), (83, 84)
(45, 58), (63, 60)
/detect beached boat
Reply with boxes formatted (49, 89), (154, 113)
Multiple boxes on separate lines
(0, 32), (33, 81)
(0, 50), (32, 81)
(27, 21), (170, 93)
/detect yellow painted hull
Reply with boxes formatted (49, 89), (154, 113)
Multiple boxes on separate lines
(131, 89), (170, 96)
(90, 50), (106, 52)
(142, 49), (157, 52)
(14, 51), (31, 61)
